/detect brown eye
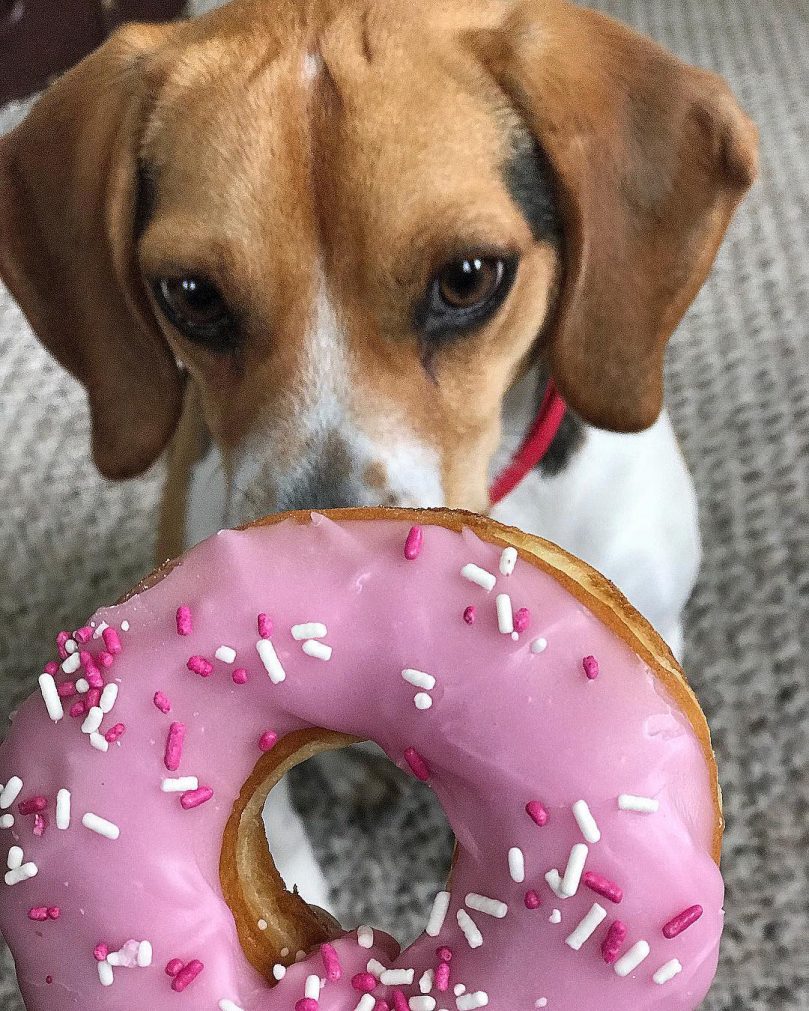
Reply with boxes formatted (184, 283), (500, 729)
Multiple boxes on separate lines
(415, 254), (516, 343)
(437, 257), (504, 310)
(153, 277), (237, 350)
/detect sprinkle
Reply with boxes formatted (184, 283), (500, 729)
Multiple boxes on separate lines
(465, 893), (507, 918)
(257, 613), (273, 639)
(392, 992), (409, 1011)
(436, 946), (453, 962)
(5, 862), (38, 885)
(549, 908), (562, 924)
(28, 907), (48, 921)
(56, 789), (71, 829)
(495, 593), (514, 634)
(187, 655), (213, 677)
(153, 691), (172, 714)
(57, 680), (75, 698)
(414, 693), (433, 710)
(404, 526), (424, 560)
(454, 985), (466, 996)
(357, 925), (374, 948)
(7, 846), (23, 869)
(215, 645), (237, 664)
(82, 813), (119, 839)
(419, 969), (434, 993)
(47, 907), (60, 919)
(402, 668), (436, 690)
(172, 959), (204, 992)
(366, 959), (386, 978)
(105, 723), (126, 744)
(44, 661), (60, 677)
(80, 652), (100, 679)
(98, 961), (114, 986)
(292, 622), (328, 640)
(352, 972), (377, 992)
(85, 688), (101, 710)
(425, 890), (451, 936)
(98, 651), (115, 668)
(220, 1001), (245, 1011)
(404, 747), (430, 782)
(560, 843), (589, 896)
(582, 655), (599, 680)
(165, 958), (183, 976)
(355, 997), (376, 1011)
(508, 846), (525, 882)
(583, 871), (623, 903)
(164, 722), (185, 772)
(259, 730), (278, 752)
(295, 1000), (318, 1011)
(617, 793), (659, 813)
(409, 999), (435, 1011)
(565, 903), (607, 949)
(93, 623), (109, 640)
(256, 639), (286, 683)
(302, 639), (333, 660)
(456, 993), (489, 1009)
(33, 813), (47, 836)
(436, 961), (450, 991)
(257, 920), (268, 930)
(456, 909), (483, 948)
(272, 965), (286, 980)
(614, 939), (651, 976)
(463, 606), (476, 624)
(75, 626), (94, 644)
(162, 777), (199, 793)
(176, 606), (193, 636)
(544, 869), (567, 899)
(120, 621), (130, 632)
(499, 546), (518, 575)
(305, 973), (321, 999)
(18, 796), (46, 816)
(653, 959), (684, 985)
(663, 904), (703, 938)
(461, 564), (496, 592)
(56, 631), (70, 658)
(69, 702), (85, 719)
(64, 639), (78, 654)
(81, 706), (103, 735)
(61, 653), (81, 675)
(525, 800), (548, 826)
(0, 815), (13, 829)
(102, 627), (122, 655)
(524, 890), (541, 909)
(380, 969), (414, 985)
(75, 678), (89, 694)
(232, 668), (249, 685)
(513, 607), (531, 633)
(181, 786), (214, 810)
(0, 777), (23, 809)
(321, 943), (341, 981)
(137, 941), (153, 967)
(601, 920), (627, 964)
(98, 683), (118, 714)
(530, 637), (548, 654)
(38, 674), (64, 722)
(572, 800), (601, 843)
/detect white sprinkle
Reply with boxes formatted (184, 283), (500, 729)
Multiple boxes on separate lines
(560, 843), (588, 897)
(357, 925), (374, 948)
(120, 621), (130, 632)
(454, 984), (466, 996)
(457, 993), (489, 1010)
(137, 941), (153, 967)
(220, 1001), (245, 1011)
(161, 776), (199, 793)
(64, 639), (78, 654)
(56, 789), (71, 829)
(82, 812), (120, 840)
(81, 706), (103, 735)
(107, 948), (135, 967)
(38, 673), (64, 722)
(535, 1000), (548, 1008)
(355, 996), (376, 1011)
(366, 959), (386, 978)
(465, 893), (508, 918)
(420, 968), (435, 993)
(461, 563), (497, 592)
(402, 668), (436, 690)
(414, 692), (433, 710)
(614, 940), (651, 977)
(305, 974), (320, 999)
(291, 623), (328, 640)
(98, 960), (114, 986)
(456, 908), (483, 948)
(653, 959), (683, 985)
(495, 593), (514, 634)
(257, 919), (268, 931)
(410, 998), (436, 1011)
(565, 903), (607, 949)
(99, 683), (119, 714)
(0, 815), (13, 829)
(89, 732), (109, 753)
(549, 908), (562, 924)
(215, 645), (237, 664)
(256, 639), (286, 683)
(7, 846), (23, 870)
(511, 630), (519, 641)
(618, 794), (659, 813)
(302, 639), (332, 661)
(499, 546), (518, 575)
(544, 869), (567, 899)
(93, 622), (109, 639)
(61, 652), (81, 675)
(272, 964), (286, 980)
(0, 777), (23, 810)
(380, 969), (414, 986)
(530, 637), (548, 654)
(75, 678), (90, 694)
(508, 846), (525, 883)
(425, 890), (451, 936)
(5, 862), (37, 886)
(572, 800), (601, 843)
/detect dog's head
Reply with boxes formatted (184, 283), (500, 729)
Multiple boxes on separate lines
(0, 0), (757, 520)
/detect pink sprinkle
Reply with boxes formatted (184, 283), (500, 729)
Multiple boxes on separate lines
(583, 871), (623, 904)
(43, 661), (59, 676)
(351, 972), (376, 993)
(320, 942), (341, 982)
(56, 681), (76, 698)
(582, 655), (600, 680)
(82, 697), (94, 714)
(404, 525), (424, 560)
(28, 907), (48, 922)
(18, 796), (47, 816)
(435, 960), (450, 992)
(295, 1001), (318, 1011)
(601, 920), (628, 964)
(435, 946), (453, 962)
(164, 958), (183, 976)
(164, 722), (185, 772)
(232, 668), (248, 685)
(392, 991), (409, 1011)
(74, 626), (93, 644)
(171, 959), (204, 992)
(46, 976), (52, 985)
(56, 631), (70, 660)
(404, 746), (430, 782)
(79, 650), (98, 674)
(47, 907), (60, 920)
(180, 786), (213, 810)
(463, 605), (476, 625)
(86, 688), (101, 709)
(33, 813), (48, 837)
(525, 800), (549, 826)
(105, 723), (126, 744)
(524, 889), (541, 909)
(98, 651), (114, 669)
(69, 701), (84, 719)
(513, 607), (531, 633)
(176, 606), (193, 637)
(663, 904), (703, 938)
(187, 655), (213, 677)
(102, 627), (122, 655)
(374, 1003), (390, 1011)
(153, 691), (171, 714)
(86, 670), (104, 690)
(258, 730), (278, 753)
(257, 613), (273, 639)
(94, 944), (110, 962)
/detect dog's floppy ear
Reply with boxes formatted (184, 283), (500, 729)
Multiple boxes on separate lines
(479, 1), (758, 431)
(0, 25), (183, 478)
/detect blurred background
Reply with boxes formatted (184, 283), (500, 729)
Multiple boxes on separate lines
(1, 1), (807, 1008)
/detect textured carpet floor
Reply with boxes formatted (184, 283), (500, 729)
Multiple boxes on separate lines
(1, 0), (808, 1008)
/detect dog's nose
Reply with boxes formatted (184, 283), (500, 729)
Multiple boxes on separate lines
(275, 460), (369, 512)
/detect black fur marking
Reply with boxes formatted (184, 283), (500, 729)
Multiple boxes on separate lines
(134, 162), (157, 241)
(503, 135), (562, 246)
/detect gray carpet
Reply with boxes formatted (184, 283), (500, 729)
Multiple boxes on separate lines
(1, 0), (807, 1007)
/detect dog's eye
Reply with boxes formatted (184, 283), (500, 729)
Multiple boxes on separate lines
(438, 258), (504, 309)
(417, 255), (517, 340)
(152, 277), (237, 350)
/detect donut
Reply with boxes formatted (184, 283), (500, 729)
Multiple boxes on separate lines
(0, 507), (723, 1010)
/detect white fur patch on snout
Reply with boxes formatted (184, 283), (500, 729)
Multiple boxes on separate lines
(302, 52), (322, 84)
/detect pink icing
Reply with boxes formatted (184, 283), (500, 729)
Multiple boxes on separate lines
(0, 514), (723, 1009)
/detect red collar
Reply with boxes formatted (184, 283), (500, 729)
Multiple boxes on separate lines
(489, 378), (567, 505)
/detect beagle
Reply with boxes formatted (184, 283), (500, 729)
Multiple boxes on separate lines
(0, 0), (757, 915)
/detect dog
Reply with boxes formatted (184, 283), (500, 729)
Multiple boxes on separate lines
(0, 0), (757, 916)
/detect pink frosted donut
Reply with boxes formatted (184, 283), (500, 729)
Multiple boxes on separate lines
(0, 508), (723, 1010)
